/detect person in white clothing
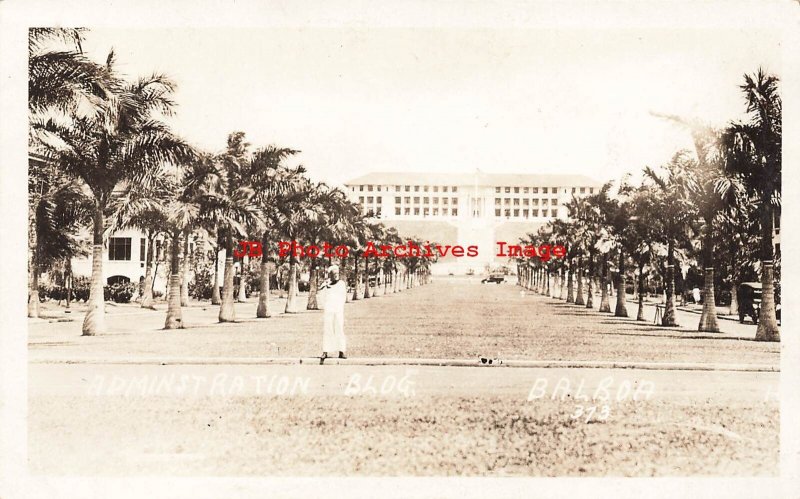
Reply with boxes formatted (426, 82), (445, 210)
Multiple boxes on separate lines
(319, 265), (347, 361)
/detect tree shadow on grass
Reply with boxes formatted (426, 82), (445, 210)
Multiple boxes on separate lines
(596, 329), (761, 342)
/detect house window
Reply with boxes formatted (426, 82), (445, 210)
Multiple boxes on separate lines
(452, 187), (458, 192)
(395, 197), (401, 203)
(367, 196), (374, 203)
(395, 207), (401, 215)
(495, 209), (501, 216)
(395, 185), (401, 191)
(551, 209), (558, 217)
(452, 197), (457, 204)
(139, 238), (146, 262)
(513, 209), (519, 217)
(552, 198), (558, 205)
(532, 187), (538, 193)
(533, 209), (539, 217)
(443, 186), (448, 192)
(404, 208), (410, 215)
(523, 209), (529, 218)
(109, 237), (132, 261)
(433, 197), (439, 204)
(424, 197), (429, 204)
(433, 208), (439, 216)
(532, 199), (539, 206)
(504, 209), (510, 218)
(414, 208), (420, 215)
(523, 199), (529, 206)
(524, 187), (529, 193)
(505, 187), (510, 193)
(495, 198), (501, 205)
(359, 185), (364, 191)
(368, 185), (373, 191)
(514, 187), (519, 193)
(376, 196), (382, 203)
(452, 208), (458, 216)
(443, 198), (449, 204)
(513, 199), (519, 205)
(504, 198), (510, 205)
(414, 197), (420, 203)
(543, 187), (548, 194)
(405, 185), (410, 192)
(414, 186), (420, 192)
(405, 197), (411, 203)
(423, 208), (429, 216)
(543, 199), (549, 206)
(495, 187), (501, 193)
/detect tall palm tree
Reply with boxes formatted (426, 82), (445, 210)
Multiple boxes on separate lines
(40, 56), (193, 335)
(722, 69), (781, 342)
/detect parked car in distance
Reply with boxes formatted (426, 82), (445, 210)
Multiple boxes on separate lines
(481, 275), (505, 284)
(737, 282), (762, 324)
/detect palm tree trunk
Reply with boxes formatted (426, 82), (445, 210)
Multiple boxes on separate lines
(342, 256), (353, 303)
(636, 261), (646, 321)
(307, 263), (320, 310)
(575, 256), (585, 305)
(285, 254), (300, 313)
(698, 227), (720, 332)
(662, 240), (677, 326)
(28, 205), (40, 318)
(237, 256), (248, 303)
(82, 206), (106, 336)
(756, 206), (780, 341)
(352, 255), (361, 301)
(614, 250), (628, 317)
(586, 254), (594, 309)
(599, 255), (611, 312)
(141, 232), (156, 309)
(180, 228), (190, 306)
(363, 256), (371, 299)
(211, 245), (221, 305)
(219, 234), (236, 322)
(566, 264), (574, 303)
(165, 230), (184, 329)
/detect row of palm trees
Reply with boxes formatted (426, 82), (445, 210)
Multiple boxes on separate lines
(515, 69), (781, 342)
(27, 28), (433, 335)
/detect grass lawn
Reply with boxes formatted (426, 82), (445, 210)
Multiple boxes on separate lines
(30, 279), (780, 366)
(29, 395), (778, 476)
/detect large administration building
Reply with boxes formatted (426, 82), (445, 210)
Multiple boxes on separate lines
(344, 171), (601, 274)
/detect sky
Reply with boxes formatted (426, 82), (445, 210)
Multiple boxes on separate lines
(79, 25), (782, 187)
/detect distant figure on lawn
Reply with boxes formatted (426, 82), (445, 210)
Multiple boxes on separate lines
(319, 265), (347, 361)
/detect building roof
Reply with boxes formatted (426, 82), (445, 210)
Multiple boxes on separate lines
(344, 171), (601, 188)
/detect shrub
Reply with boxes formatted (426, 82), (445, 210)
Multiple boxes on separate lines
(189, 269), (213, 300)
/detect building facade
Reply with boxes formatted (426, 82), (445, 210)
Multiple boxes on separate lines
(344, 171), (602, 274)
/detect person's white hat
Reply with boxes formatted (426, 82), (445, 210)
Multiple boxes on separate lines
(327, 264), (340, 273)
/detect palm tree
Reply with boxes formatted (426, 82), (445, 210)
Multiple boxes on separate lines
(40, 56), (193, 335)
(722, 69), (781, 342)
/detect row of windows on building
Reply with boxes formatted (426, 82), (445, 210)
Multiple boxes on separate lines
(107, 237), (194, 262)
(358, 196), (460, 206)
(495, 197), (560, 207)
(494, 186), (594, 195)
(353, 184), (459, 193)
(495, 208), (558, 219)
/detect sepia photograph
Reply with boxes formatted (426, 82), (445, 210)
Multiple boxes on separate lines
(2, 0), (800, 497)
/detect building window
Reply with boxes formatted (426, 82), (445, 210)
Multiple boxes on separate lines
(414, 186), (420, 192)
(543, 187), (548, 194)
(533, 199), (539, 206)
(513, 199), (519, 205)
(504, 198), (510, 205)
(359, 196), (365, 204)
(423, 186), (428, 192)
(452, 187), (458, 192)
(395, 197), (401, 203)
(443, 198), (449, 204)
(580, 187), (586, 193)
(504, 209), (510, 218)
(495, 198), (501, 205)
(524, 187), (530, 193)
(368, 185), (373, 192)
(405, 185), (410, 192)
(533, 209), (539, 217)
(433, 208), (439, 216)
(505, 187), (510, 193)
(414, 208), (420, 215)
(377, 186), (381, 192)
(377, 196), (382, 203)
(139, 238), (146, 262)
(452, 208), (458, 216)
(572, 187), (576, 193)
(423, 208), (429, 217)
(513, 209), (519, 217)
(543, 199), (549, 206)
(376, 208), (382, 217)
(452, 197), (457, 204)
(495, 187), (501, 193)
(404, 208), (410, 215)
(424, 197), (429, 204)
(395, 207), (401, 215)
(551, 209), (558, 217)
(495, 209), (501, 217)
(589, 187), (594, 194)
(367, 196), (374, 203)
(523, 199), (529, 206)
(552, 198), (558, 205)
(414, 197), (420, 203)
(405, 197), (411, 203)
(359, 185), (364, 191)
(433, 197), (439, 204)
(514, 187), (519, 193)
(523, 209), (529, 218)
(395, 185), (401, 191)
(443, 186), (448, 192)
(433, 186), (438, 192)
(532, 187), (538, 193)
(109, 237), (132, 261)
